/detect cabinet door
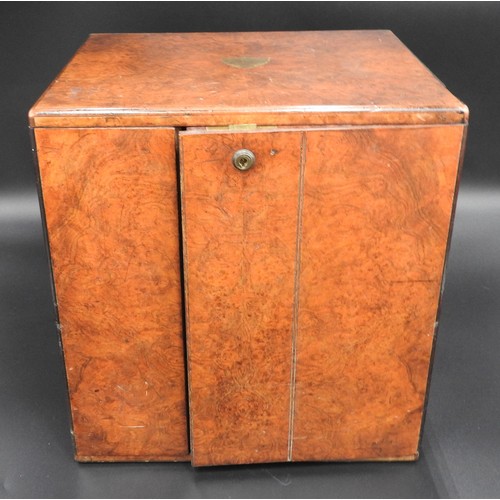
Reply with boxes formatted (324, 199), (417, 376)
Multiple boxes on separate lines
(35, 128), (188, 461)
(180, 124), (464, 466)
(180, 130), (303, 466)
(292, 125), (464, 461)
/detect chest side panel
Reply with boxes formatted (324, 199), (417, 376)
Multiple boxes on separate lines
(292, 125), (464, 460)
(35, 127), (188, 461)
(180, 131), (303, 466)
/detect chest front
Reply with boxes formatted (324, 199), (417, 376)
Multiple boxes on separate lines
(30, 31), (468, 466)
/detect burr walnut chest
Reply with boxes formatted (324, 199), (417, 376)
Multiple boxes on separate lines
(30, 31), (468, 466)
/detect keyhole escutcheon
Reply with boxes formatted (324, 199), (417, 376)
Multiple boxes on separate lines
(232, 149), (256, 171)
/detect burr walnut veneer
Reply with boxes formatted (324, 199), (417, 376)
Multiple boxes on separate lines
(30, 31), (468, 466)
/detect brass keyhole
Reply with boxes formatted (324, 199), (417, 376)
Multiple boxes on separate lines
(232, 149), (256, 171)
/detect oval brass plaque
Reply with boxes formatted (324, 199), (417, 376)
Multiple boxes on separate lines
(222, 56), (270, 69)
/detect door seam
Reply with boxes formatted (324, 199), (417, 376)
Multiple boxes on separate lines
(287, 131), (307, 461)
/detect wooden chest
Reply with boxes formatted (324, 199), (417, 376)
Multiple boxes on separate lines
(30, 31), (468, 466)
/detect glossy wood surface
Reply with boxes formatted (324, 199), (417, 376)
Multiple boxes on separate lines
(180, 131), (303, 466)
(35, 127), (189, 461)
(31, 30), (468, 465)
(180, 124), (464, 466)
(292, 125), (464, 461)
(30, 31), (467, 128)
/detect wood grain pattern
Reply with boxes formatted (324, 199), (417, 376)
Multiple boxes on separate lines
(30, 31), (467, 128)
(35, 127), (189, 461)
(292, 125), (465, 461)
(31, 30), (468, 466)
(180, 124), (464, 465)
(180, 131), (303, 466)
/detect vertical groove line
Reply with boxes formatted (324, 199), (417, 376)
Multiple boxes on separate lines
(288, 132), (307, 461)
(175, 128), (192, 459)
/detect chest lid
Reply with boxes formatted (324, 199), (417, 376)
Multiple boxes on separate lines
(29, 30), (468, 128)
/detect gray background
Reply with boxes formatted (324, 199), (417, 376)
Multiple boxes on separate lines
(1, 2), (499, 498)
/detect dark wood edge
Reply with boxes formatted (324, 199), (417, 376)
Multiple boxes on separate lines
(416, 122), (469, 456)
(29, 127), (79, 457)
(174, 128), (192, 458)
(192, 453), (419, 468)
(177, 131), (197, 466)
(76, 454), (191, 463)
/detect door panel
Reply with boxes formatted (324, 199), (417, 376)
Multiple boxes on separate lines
(35, 128), (188, 461)
(180, 131), (303, 466)
(180, 124), (464, 465)
(292, 126), (464, 460)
